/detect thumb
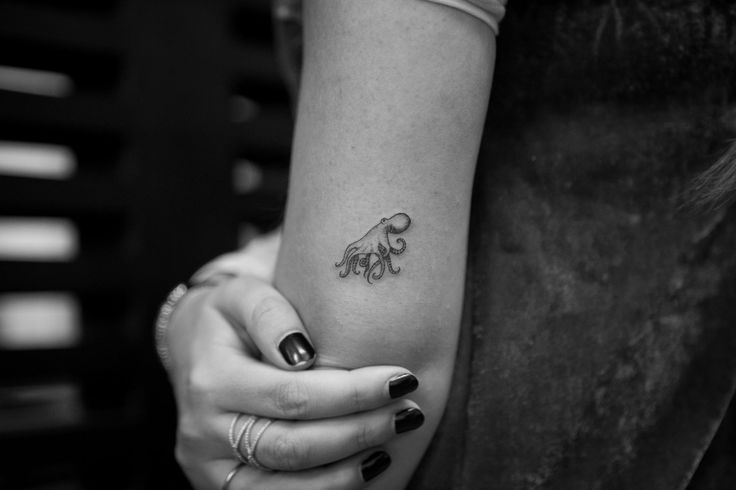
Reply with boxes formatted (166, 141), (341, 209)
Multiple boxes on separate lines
(213, 275), (316, 370)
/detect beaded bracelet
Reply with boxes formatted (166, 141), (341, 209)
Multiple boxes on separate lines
(154, 282), (190, 370)
(154, 273), (237, 371)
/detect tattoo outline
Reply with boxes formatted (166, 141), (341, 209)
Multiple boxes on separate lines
(335, 212), (411, 284)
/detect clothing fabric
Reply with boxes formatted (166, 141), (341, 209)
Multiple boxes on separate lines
(273, 0), (506, 35)
(423, 0), (506, 34)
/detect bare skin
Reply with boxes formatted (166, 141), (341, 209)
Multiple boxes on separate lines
(275, 1), (496, 488)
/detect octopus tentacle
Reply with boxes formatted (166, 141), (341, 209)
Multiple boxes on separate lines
(335, 246), (358, 267)
(356, 255), (369, 275)
(363, 254), (372, 278)
(367, 255), (385, 284)
(389, 237), (406, 255)
(385, 252), (400, 274)
(340, 254), (357, 278)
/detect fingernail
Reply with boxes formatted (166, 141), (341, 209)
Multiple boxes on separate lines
(361, 451), (391, 482)
(394, 407), (425, 434)
(388, 373), (418, 399)
(279, 332), (315, 366)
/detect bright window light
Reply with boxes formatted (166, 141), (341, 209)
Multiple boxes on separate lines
(0, 218), (78, 261)
(0, 65), (73, 97)
(0, 383), (84, 433)
(0, 141), (76, 179)
(230, 95), (260, 123)
(0, 293), (81, 349)
(233, 159), (263, 194)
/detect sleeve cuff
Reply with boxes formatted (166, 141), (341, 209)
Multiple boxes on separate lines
(422, 0), (506, 35)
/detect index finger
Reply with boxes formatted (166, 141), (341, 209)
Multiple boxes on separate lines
(204, 352), (418, 419)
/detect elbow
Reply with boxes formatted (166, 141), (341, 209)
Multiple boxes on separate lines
(312, 295), (463, 373)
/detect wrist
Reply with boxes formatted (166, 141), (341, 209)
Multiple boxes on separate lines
(154, 273), (235, 371)
(191, 228), (282, 284)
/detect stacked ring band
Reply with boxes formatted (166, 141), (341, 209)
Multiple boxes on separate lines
(228, 413), (274, 471)
(228, 414), (248, 463)
(222, 463), (245, 490)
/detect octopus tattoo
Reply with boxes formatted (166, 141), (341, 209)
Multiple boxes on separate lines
(335, 212), (411, 284)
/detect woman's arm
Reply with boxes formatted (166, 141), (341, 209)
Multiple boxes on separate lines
(275, 1), (498, 487)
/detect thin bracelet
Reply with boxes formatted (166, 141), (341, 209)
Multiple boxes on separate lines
(154, 273), (237, 371)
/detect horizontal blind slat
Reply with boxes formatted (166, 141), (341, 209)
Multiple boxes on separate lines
(0, 4), (120, 53)
(0, 344), (136, 383)
(0, 176), (124, 216)
(0, 91), (122, 134)
(229, 45), (282, 86)
(231, 111), (293, 159)
(0, 259), (130, 292)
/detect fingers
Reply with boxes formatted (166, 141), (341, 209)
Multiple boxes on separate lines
(187, 310), (419, 420)
(218, 399), (423, 471)
(213, 276), (317, 370)
(206, 353), (419, 419)
(208, 449), (392, 490)
(255, 400), (422, 471)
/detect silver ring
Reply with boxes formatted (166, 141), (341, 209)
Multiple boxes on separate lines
(221, 462), (245, 490)
(228, 414), (247, 463)
(247, 418), (274, 471)
(237, 416), (257, 463)
(228, 414), (275, 471)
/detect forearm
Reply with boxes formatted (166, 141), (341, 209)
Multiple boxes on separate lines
(275, 0), (496, 486)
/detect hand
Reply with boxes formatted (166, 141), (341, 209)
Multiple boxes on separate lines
(165, 267), (423, 489)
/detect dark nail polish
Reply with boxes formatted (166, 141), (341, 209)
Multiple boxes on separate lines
(361, 451), (391, 482)
(279, 332), (315, 366)
(394, 407), (425, 434)
(389, 373), (418, 399)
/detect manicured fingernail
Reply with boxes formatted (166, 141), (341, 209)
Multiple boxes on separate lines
(388, 373), (418, 399)
(279, 332), (315, 366)
(394, 407), (425, 434)
(361, 451), (391, 482)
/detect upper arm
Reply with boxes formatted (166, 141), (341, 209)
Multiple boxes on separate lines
(273, 1), (499, 487)
(276, 0), (497, 369)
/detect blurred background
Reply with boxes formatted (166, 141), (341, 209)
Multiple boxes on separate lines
(0, 0), (291, 487)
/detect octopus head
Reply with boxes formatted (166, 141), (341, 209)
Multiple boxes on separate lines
(382, 213), (411, 234)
